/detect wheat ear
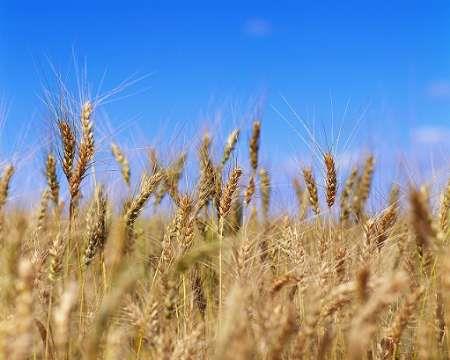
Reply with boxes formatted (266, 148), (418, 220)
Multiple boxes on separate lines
(439, 179), (450, 235)
(340, 167), (358, 223)
(84, 186), (109, 265)
(46, 153), (59, 206)
(353, 155), (374, 219)
(324, 152), (337, 208)
(258, 168), (270, 220)
(58, 120), (76, 181)
(303, 167), (320, 215)
(125, 172), (163, 250)
(69, 101), (95, 201)
(221, 128), (240, 167)
(111, 143), (131, 186)
(249, 120), (261, 172)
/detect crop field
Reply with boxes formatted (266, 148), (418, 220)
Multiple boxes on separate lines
(0, 90), (447, 360)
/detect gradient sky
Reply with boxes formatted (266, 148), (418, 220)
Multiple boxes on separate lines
(0, 1), (449, 207)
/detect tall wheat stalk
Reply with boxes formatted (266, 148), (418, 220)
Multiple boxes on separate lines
(218, 167), (242, 326)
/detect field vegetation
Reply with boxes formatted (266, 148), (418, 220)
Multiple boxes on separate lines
(0, 88), (449, 359)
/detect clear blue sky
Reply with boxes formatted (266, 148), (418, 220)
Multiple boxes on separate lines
(0, 1), (449, 204)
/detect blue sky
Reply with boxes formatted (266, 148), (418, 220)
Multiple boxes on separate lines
(0, 1), (449, 207)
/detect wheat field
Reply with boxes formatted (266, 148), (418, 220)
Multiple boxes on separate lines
(0, 95), (448, 360)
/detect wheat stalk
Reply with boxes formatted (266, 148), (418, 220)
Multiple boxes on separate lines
(218, 167), (242, 326)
